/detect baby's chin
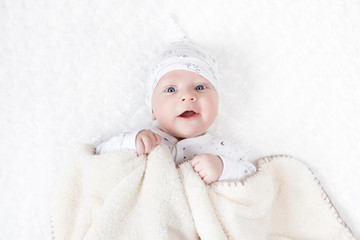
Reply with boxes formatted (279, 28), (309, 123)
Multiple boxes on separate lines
(159, 124), (209, 140)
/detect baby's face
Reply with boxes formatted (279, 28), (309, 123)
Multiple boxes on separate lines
(151, 69), (218, 140)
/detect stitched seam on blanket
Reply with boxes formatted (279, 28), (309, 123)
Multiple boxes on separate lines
(310, 170), (355, 239)
(206, 154), (355, 239)
(256, 155), (355, 239)
(50, 216), (55, 240)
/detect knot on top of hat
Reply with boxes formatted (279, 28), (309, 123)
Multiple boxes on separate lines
(167, 13), (189, 43)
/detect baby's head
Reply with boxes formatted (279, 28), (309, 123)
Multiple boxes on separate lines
(146, 41), (221, 140)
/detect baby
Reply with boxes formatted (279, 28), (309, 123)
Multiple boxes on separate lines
(96, 41), (256, 184)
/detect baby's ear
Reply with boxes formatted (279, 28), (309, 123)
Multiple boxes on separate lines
(152, 110), (156, 121)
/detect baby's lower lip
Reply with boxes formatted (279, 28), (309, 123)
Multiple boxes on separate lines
(178, 113), (199, 120)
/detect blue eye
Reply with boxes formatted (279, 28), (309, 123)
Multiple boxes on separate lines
(195, 85), (205, 90)
(166, 87), (176, 93)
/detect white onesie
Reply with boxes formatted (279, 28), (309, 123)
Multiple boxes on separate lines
(96, 127), (256, 181)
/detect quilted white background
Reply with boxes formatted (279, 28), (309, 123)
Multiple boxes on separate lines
(1, 0), (359, 239)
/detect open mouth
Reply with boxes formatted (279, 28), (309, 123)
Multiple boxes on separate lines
(178, 110), (199, 119)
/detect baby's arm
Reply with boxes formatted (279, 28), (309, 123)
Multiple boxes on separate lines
(96, 130), (161, 156)
(218, 152), (256, 181)
(95, 131), (140, 154)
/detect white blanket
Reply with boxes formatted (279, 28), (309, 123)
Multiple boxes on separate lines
(51, 144), (355, 239)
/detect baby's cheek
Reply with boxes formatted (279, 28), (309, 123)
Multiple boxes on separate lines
(209, 102), (218, 117)
(153, 100), (173, 119)
(203, 99), (218, 118)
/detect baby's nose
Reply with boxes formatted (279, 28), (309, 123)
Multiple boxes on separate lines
(181, 95), (197, 102)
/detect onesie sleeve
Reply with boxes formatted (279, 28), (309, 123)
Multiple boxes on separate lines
(218, 154), (256, 181)
(95, 130), (140, 155)
(216, 143), (256, 181)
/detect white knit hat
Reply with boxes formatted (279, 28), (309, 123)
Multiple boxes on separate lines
(145, 40), (221, 110)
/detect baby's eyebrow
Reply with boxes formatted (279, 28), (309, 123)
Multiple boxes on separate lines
(159, 78), (176, 85)
(161, 83), (177, 88)
(195, 81), (210, 85)
(195, 81), (212, 88)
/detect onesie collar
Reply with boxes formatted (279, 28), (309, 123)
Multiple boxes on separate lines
(150, 127), (212, 145)
(150, 127), (178, 145)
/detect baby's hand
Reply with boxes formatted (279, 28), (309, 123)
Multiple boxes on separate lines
(191, 154), (224, 184)
(135, 130), (162, 156)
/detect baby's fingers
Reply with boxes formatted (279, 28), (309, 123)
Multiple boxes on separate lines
(198, 169), (207, 179)
(142, 136), (153, 154)
(191, 156), (200, 167)
(135, 139), (145, 156)
(202, 175), (213, 185)
(193, 162), (202, 173)
(148, 132), (160, 149)
(153, 132), (162, 145)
